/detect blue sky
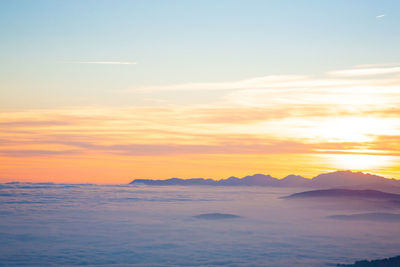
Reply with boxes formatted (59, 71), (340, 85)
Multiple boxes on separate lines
(1, 0), (399, 108)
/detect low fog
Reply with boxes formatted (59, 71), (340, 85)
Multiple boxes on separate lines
(1, 183), (400, 266)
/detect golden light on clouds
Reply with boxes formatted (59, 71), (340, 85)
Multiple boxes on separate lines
(1, 64), (400, 183)
(324, 154), (396, 173)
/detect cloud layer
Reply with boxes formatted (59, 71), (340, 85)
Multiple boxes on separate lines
(0, 64), (399, 182)
(1, 184), (400, 266)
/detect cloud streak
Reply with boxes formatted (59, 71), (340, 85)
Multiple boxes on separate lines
(69, 61), (137, 65)
(1, 63), (399, 181)
(0, 109), (399, 157)
(0, 149), (81, 157)
(328, 65), (400, 77)
(127, 64), (400, 92)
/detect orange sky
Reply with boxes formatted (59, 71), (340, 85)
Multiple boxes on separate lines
(1, 64), (400, 183)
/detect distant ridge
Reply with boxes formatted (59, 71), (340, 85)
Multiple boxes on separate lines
(130, 170), (400, 190)
(131, 173), (307, 187)
(283, 189), (400, 200)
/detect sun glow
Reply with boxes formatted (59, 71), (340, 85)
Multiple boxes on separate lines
(326, 154), (395, 172)
(309, 117), (397, 143)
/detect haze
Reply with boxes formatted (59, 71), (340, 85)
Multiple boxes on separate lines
(1, 183), (400, 266)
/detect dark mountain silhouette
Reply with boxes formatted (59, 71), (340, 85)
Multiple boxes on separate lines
(337, 255), (400, 266)
(284, 189), (400, 200)
(132, 177), (217, 186)
(132, 174), (283, 186)
(130, 171), (400, 190)
(283, 188), (400, 212)
(310, 171), (398, 187)
(283, 189), (400, 209)
(279, 174), (310, 187)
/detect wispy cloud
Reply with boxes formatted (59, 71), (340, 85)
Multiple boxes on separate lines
(1, 63), (399, 180)
(69, 61), (137, 65)
(376, 14), (386, 19)
(328, 65), (400, 77)
(128, 75), (308, 92)
(127, 64), (400, 93)
(0, 149), (81, 157)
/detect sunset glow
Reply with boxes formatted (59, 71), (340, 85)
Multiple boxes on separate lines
(1, 65), (399, 183)
(325, 154), (396, 172)
(1, 1), (399, 183)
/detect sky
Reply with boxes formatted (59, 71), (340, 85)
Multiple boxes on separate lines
(0, 0), (400, 183)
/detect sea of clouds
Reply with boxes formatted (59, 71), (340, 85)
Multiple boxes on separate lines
(1, 183), (400, 266)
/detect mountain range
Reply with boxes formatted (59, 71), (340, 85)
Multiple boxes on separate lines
(130, 170), (400, 191)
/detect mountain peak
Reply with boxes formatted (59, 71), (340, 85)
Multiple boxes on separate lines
(130, 171), (399, 190)
(311, 170), (388, 187)
(282, 174), (306, 180)
(279, 174), (309, 186)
